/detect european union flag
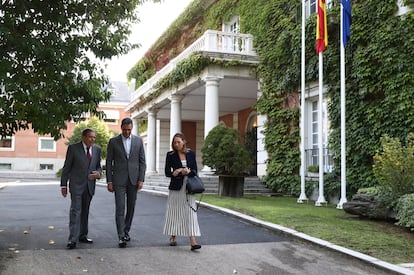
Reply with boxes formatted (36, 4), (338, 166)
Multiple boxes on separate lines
(341, 0), (352, 47)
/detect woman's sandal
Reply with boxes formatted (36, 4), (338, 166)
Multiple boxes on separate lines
(191, 244), (201, 251)
(169, 236), (177, 246)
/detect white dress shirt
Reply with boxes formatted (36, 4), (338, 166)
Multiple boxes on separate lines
(122, 136), (131, 158)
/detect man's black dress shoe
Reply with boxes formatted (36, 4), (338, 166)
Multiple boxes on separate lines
(66, 242), (76, 249)
(118, 238), (127, 248)
(79, 237), (93, 244)
(124, 232), (130, 242)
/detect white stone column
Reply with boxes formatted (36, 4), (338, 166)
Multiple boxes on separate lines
(169, 94), (184, 142)
(132, 118), (139, 136)
(203, 76), (221, 138)
(146, 108), (157, 174)
(202, 76), (221, 173)
(256, 81), (268, 178)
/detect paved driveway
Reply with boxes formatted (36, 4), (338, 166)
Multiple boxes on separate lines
(0, 182), (406, 274)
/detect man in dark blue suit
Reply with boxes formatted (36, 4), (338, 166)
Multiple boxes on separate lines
(106, 118), (146, 248)
(61, 128), (102, 249)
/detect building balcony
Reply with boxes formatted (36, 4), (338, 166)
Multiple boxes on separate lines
(129, 29), (259, 105)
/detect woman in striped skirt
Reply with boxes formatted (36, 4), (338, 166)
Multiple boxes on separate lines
(163, 132), (201, 251)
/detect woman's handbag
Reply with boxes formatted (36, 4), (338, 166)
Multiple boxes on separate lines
(186, 175), (205, 212)
(186, 175), (205, 194)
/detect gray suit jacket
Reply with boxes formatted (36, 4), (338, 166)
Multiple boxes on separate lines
(60, 142), (102, 196)
(106, 134), (146, 185)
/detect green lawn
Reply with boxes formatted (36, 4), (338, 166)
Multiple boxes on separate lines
(200, 194), (414, 264)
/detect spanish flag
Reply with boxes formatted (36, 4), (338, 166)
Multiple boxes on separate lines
(316, 0), (328, 53)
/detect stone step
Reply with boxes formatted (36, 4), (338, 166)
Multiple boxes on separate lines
(144, 175), (273, 195)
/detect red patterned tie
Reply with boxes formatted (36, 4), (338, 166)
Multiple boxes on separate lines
(86, 147), (92, 165)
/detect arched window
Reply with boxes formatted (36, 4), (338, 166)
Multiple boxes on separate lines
(246, 112), (257, 132)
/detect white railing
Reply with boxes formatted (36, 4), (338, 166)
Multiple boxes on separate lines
(129, 30), (257, 103)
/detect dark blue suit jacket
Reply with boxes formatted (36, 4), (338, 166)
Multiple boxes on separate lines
(165, 149), (198, 190)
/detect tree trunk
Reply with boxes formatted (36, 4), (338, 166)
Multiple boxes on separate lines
(218, 175), (244, 197)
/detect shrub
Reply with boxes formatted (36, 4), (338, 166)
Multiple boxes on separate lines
(373, 134), (414, 206)
(201, 124), (251, 176)
(307, 165), (319, 173)
(395, 193), (414, 231)
(324, 172), (340, 201)
(66, 117), (116, 159)
(357, 187), (380, 196)
(56, 168), (62, 178)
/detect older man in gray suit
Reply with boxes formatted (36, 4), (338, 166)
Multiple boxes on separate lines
(106, 117), (146, 248)
(61, 128), (102, 249)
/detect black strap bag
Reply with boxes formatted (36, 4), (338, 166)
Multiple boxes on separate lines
(186, 175), (205, 194)
(186, 175), (205, 212)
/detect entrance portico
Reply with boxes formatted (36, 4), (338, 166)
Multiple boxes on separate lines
(126, 30), (261, 176)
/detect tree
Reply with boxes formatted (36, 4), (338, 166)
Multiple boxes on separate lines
(0, 0), (158, 139)
(201, 124), (251, 176)
(66, 117), (117, 159)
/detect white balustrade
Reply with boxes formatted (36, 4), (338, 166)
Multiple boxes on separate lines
(130, 30), (257, 103)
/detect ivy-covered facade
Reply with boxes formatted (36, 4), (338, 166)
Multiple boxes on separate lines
(127, 0), (414, 200)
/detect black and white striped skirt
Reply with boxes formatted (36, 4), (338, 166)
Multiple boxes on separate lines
(163, 176), (201, 236)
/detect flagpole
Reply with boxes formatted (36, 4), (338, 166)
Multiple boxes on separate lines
(315, 51), (327, 206)
(298, 0), (308, 203)
(337, 2), (348, 209)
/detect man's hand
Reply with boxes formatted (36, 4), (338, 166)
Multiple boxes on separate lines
(137, 181), (143, 191)
(61, 187), (68, 197)
(107, 182), (114, 192)
(88, 171), (100, 181)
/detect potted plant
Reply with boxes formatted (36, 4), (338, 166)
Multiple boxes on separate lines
(307, 165), (319, 177)
(201, 124), (252, 197)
